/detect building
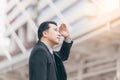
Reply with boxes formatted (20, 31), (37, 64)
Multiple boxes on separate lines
(0, 0), (120, 80)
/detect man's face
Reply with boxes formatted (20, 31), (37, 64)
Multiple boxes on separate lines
(45, 23), (61, 45)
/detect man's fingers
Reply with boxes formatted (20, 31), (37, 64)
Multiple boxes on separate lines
(59, 23), (67, 31)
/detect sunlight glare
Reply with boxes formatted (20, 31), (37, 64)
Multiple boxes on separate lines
(100, 0), (119, 14)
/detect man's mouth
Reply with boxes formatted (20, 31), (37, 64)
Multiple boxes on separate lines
(57, 37), (60, 40)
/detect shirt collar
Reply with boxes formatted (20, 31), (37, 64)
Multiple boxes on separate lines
(41, 41), (53, 54)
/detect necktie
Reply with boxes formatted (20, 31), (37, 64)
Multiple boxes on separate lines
(51, 52), (60, 80)
(51, 52), (58, 74)
(51, 53), (56, 67)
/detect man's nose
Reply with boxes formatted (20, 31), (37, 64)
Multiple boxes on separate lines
(58, 31), (61, 36)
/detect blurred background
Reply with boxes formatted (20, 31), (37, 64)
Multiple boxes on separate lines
(0, 0), (120, 80)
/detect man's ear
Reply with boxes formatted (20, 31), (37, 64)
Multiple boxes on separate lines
(42, 31), (48, 37)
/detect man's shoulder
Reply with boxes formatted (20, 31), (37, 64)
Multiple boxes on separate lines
(30, 45), (48, 59)
(33, 41), (45, 49)
(32, 44), (46, 53)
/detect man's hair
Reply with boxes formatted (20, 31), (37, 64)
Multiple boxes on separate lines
(38, 21), (57, 40)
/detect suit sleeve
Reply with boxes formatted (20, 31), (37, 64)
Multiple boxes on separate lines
(29, 49), (47, 80)
(58, 41), (73, 61)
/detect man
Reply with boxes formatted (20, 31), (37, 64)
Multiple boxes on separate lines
(29, 21), (73, 80)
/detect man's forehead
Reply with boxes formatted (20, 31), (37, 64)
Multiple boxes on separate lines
(49, 23), (57, 26)
(49, 23), (58, 28)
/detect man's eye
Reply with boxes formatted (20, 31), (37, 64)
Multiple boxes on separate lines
(54, 29), (58, 31)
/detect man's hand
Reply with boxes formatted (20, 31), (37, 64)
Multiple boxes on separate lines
(59, 23), (70, 38)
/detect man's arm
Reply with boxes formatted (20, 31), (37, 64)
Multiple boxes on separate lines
(58, 23), (73, 61)
(58, 40), (73, 61)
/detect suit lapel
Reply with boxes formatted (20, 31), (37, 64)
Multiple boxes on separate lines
(38, 41), (58, 71)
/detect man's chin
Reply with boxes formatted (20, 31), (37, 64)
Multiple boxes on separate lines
(55, 41), (60, 44)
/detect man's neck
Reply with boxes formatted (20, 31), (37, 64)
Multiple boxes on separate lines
(40, 39), (54, 48)
(41, 40), (54, 54)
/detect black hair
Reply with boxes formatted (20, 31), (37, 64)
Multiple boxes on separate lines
(38, 21), (57, 40)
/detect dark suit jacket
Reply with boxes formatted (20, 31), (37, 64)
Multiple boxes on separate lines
(29, 40), (73, 80)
